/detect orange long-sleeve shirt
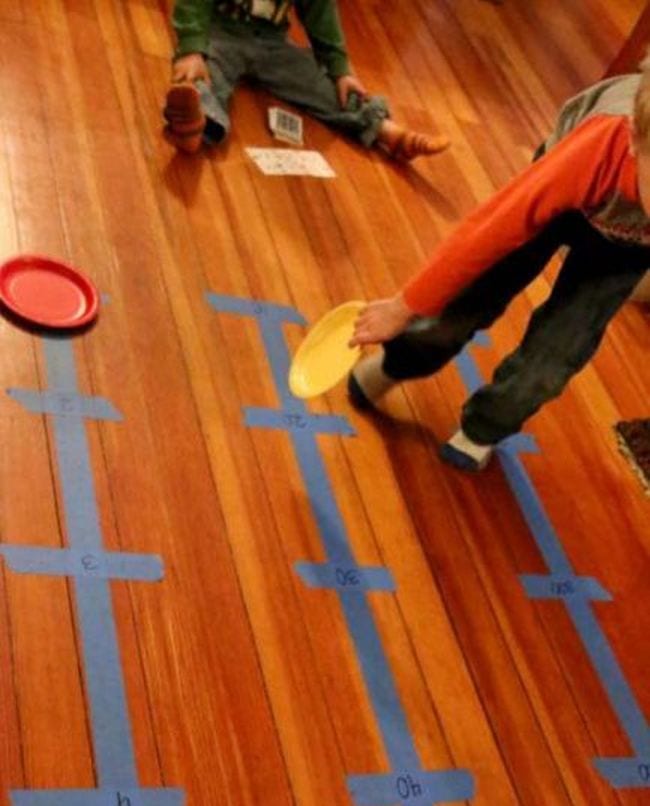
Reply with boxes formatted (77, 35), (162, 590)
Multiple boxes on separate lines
(403, 113), (645, 316)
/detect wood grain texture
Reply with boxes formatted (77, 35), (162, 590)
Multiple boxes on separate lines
(0, 1), (647, 804)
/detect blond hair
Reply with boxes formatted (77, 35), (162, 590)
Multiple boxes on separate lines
(634, 50), (650, 146)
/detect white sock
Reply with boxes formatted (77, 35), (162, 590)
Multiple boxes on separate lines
(447, 428), (493, 468)
(353, 352), (396, 401)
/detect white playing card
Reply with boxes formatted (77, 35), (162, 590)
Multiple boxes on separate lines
(246, 148), (336, 178)
(268, 106), (303, 146)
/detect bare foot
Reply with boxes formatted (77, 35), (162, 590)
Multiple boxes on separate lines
(163, 83), (206, 154)
(378, 119), (450, 160)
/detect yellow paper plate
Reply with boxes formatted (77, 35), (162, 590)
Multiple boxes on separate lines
(289, 301), (365, 399)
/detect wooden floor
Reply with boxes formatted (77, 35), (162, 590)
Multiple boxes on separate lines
(0, 1), (648, 804)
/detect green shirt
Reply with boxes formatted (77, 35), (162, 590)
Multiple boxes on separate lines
(172, 0), (350, 78)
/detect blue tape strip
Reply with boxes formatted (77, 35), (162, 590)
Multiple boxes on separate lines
(339, 592), (424, 770)
(11, 789), (184, 805)
(206, 293), (305, 326)
(497, 439), (573, 573)
(520, 573), (611, 601)
(456, 339), (650, 776)
(568, 598), (650, 756)
(348, 770), (474, 805)
(0, 546), (163, 581)
(245, 407), (355, 437)
(7, 389), (122, 421)
(594, 757), (650, 788)
(454, 330), (489, 394)
(209, 294), (474, 799)
(206, 293), (305, 410)
(295, 561), (395, 592)
(5, 336), (182, 802)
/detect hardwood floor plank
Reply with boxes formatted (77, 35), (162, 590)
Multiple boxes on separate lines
(0, 1), (646, 803)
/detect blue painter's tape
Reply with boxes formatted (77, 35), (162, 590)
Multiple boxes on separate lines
(454, 331), (491, 395)
(205, 293), (305, 325)
(4, 336), (183, 802)
(11, 788), (184, 805)
(7, 389), (122, 421)
(496, 445), (573, 573)
(499, 433), (538, 455)
(348, 769), (474, 805)
(568, 598), (650, 756)
(520, 573), (611, 602)
(473, 331), (491, 348)
(455, 349), (483, 396)
(207, 293), (311, 409)
(594, 757), (650, 788)
(340, 593), (420, 769)
(245, 407), (355, 437)
(210, 295), (474, 790)
(290, 426), (422, 767)
(76, 577), (138, 785)
(455, 338), (650, 781)
(293, 437), (357, 568)
(0, 546), (163, 581)
(295, 561), (395, 592)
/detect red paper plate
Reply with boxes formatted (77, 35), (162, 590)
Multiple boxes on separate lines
(0, 255), (99, 329)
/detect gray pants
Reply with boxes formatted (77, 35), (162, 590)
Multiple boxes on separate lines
(196, 20), (389, 146)
(382, 212), (650, 445)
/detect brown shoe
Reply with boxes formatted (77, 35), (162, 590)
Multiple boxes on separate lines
(163, 83), (206, 154)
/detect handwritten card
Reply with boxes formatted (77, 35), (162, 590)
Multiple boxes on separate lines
(246, 148), (336, 178)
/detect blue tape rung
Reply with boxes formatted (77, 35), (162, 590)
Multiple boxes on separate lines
(245, 407), (355, 436)
(10, 788), (184, 805)
(7, 389), (122, 421)
(594, 757), (650, 788)
(520, 573), (611, 602)
(347, 769), (475, 805)
(0, 546), (164, 582)
(205, 293), (305, 325)
(295, 561), (395, 592)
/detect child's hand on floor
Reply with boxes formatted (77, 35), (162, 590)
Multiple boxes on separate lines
(172, 53), (209, 84)
(349, 295), (413, 346)
(336, 75), (368, 108)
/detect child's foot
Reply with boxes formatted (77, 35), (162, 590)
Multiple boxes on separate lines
(378, 120), (450, 160)
(347, 352), (396, 409)
(163, 83), (206, 154)
(439, 429), (494, 472)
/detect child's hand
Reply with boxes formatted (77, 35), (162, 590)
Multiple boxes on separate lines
(336, 74), (368, 108)
(349, 295), (413, 347)
(172, 53), (209, 84)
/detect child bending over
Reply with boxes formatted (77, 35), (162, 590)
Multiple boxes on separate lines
(349, 62), (650, 470)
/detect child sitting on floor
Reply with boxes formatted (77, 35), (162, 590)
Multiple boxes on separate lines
(349, 60), (650, 471)
(164, 0), (449, 159)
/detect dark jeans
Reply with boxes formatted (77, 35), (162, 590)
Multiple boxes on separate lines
(382, 211), (650, 444)
(197, 21), (389, 146)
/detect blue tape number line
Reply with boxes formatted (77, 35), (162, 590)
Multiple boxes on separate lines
(207, 294), (475, 805)
(456, 336), (650, 789)
(4, 336), (184, 805)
